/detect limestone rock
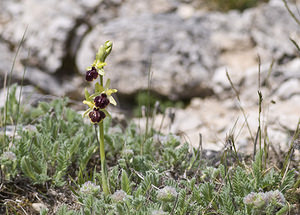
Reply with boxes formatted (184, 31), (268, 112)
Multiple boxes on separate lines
(0, 0), (300, 154)
(251, 2), (300, 60)
(32, 203), (47, 212)
(77, 12), (217, 99)
(276, 79), (300, 100)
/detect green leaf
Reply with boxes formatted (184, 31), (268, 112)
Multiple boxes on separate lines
(21, 156), (37, 181)
(276, 205), (289, 215)
(280, 169), (295, 193)
(121, 170), (132, 194)
(253, 150), (263, 189)
(40, 208), (48, 215)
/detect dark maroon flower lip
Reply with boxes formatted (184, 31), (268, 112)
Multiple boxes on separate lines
(94, 93), (110, 109)
(85, 67), (98, 81)
(86, 71), (93, 81)
(89, 109), (106, 123)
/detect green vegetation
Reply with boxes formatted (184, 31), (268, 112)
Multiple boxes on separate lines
(134, 90), (185, 117)
(207, 0), (269, 12)
(0, 82), (299, 214)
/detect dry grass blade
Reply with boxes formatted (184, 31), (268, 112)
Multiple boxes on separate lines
(12, 49), (30, 144)
(3, 27), (28, 144)
(282, 0), (300, 26)
(281, 118), (300, 176)
(226, 71), (255, 145)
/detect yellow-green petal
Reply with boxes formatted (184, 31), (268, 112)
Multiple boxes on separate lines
(106, 89), (117, 96)
(83, 100), (94, 108)
(109, 96), (117, 106)
(102, 109), (111, 118)
(96, 62), (107, 69)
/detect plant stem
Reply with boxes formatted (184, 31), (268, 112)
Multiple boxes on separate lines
(99, 121), (109, 194)
(98, 75), (110, 195)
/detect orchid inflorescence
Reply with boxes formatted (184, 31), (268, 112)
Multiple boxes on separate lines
(82, 41), (117, 195)
(83, 41), (117, 124)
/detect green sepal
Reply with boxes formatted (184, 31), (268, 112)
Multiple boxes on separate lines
(83, 107), (93, 117)
(89, 92), (100, 99)
(105, 79), (111, 89)
(84, 88), (91, 101)
(108, 95), (117, 106)
(98, 68), (105, 76)
(96, 61), (107, 68)
(102, 109), (111, 118)
(95, 82), (104, 94)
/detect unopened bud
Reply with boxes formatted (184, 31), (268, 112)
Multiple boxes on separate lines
(80, 181), (100, 195)
(111, 190), (127, 202)
(97, 41), (113, 62)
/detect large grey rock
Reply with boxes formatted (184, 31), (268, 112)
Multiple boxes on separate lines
(77, 13), (220, 99)
(1, 0), (300, 100)
(276, 79), (300, 100)
(251, 1), (300, 60)
(0, 0), (105, 95)
(1, 0), (79, 73)
(77, 1), (300, 100)
(1, 0), (300, 153)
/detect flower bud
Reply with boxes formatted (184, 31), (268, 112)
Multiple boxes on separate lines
(151, 210), (168, 215)
(122, 149), (134, 157)
(89, 109), (106, 123)
(94, 93), (110, 109)
(243, 190), (285, 209)
(1, 151), (17, 161)
(97, 41), (113, 62)
(104, 41), (113, 55)
(80, 181), (100, 195)
(111, 190), (127, 202)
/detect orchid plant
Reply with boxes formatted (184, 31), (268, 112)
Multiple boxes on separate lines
(83, 41), (117, 195)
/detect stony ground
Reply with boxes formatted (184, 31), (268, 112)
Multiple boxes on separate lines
(0, 0), (299, 164)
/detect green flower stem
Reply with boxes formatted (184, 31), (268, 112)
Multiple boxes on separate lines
(98, 75), (110, 195)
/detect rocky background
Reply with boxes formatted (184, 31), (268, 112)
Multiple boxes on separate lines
(0, 0), (299, 153)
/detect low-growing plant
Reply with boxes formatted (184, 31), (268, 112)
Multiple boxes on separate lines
(0, 82), (299, 214)
(1, 98), (96, 186)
